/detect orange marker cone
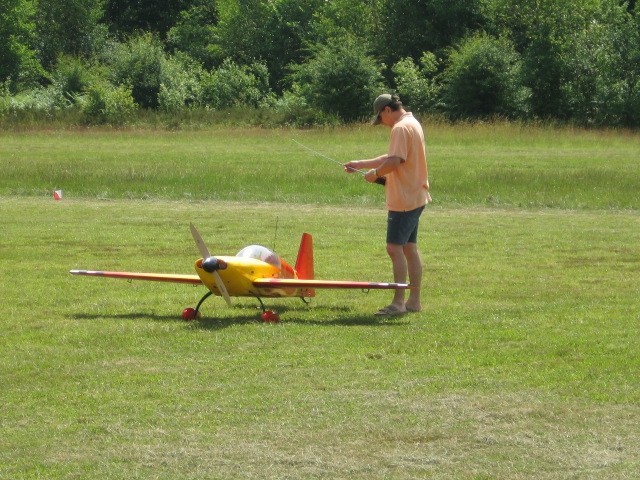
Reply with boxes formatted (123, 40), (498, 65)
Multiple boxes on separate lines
(53, 190), (63, 200)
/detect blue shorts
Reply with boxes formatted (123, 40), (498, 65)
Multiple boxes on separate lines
(386, 206), (425, 245)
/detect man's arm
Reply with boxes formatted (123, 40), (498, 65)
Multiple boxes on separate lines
(343, 154), (388, 173)
(363, 155), (403, 183)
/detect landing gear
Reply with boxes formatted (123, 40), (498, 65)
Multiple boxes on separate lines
(194, 291), (213, 315)
(252, 294), (280, 323)
(181, 307), (199, 321)
(181, 291), (213, 321)
(181, 291), (279, 322)
(260, 310), (280, 322)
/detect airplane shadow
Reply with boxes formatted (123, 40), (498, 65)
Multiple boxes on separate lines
(191, 304), (411, 330)
(73, 304), (410, 330)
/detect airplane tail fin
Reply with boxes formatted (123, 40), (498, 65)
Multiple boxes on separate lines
(295, 233), (315, 297)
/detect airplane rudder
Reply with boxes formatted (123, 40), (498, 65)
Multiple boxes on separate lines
(295, 233), (314, 280)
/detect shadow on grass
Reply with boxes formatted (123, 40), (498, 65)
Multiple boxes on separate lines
(73, 304), (410, 329)
(73, 312), (185, 322)
(192, 304), (411, 330)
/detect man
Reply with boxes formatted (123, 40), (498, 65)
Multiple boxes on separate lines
(344, 94), (431, 315)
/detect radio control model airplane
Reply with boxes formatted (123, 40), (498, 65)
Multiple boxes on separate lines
(70, 224), (412, 322)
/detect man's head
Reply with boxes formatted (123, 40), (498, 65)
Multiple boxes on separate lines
(371, 94), (403, 126)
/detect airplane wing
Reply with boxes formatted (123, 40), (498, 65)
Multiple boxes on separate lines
(70, 270), (202, 285)
(252, 278), (413, 290)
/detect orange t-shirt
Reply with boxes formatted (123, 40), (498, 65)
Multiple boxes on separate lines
(385, 113), (431, 211)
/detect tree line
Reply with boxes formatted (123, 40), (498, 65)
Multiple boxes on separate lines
(1, 0), (639, 127)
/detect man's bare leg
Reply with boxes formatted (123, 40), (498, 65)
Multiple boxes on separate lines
(403, 242), (422, 312)
(386, 243), (408, 309)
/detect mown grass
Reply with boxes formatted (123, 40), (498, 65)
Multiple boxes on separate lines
(1, 124), (639, 479)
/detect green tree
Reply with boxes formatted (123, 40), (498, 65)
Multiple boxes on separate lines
(288, 35), (384, 122)
(482, 0), (601, 119)
(103, 0), (191, 37)
(392, 52), (440, 113)
(166, 0), (220, 69)
(562, 1), (640, 126)
(375, 0), (486, 67)
(440, 33), (530, 120)
(213, 0), (323, 92)
(309, 0), (384, 46)
(109, 33), (165, 108)
(0, 0), (44, 90)
(35, 0), (108, 68)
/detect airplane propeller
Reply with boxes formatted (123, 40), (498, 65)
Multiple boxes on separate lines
(189, 223), (232, 306)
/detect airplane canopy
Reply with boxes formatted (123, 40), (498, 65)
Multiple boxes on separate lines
(236, 245), (281, 269)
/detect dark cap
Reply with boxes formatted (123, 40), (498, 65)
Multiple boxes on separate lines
(371, 94), (394, 125)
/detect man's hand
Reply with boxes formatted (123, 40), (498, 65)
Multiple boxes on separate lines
(343, 161), (360, 173)
(364, 168), (379, 183)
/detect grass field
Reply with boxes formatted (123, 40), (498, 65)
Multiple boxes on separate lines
(1, 124), (639, 478)
(2, 123), (639, 209)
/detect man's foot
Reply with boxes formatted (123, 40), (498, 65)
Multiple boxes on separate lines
(375, 304), (406, 316)
(405, 303), (422, 312)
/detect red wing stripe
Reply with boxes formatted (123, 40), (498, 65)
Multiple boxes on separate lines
(253, 278), (412, 289)
(70, 270), (202, 285)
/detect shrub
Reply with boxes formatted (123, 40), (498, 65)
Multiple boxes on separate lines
(158, 54), (203, 113)
(50, 55), (92, 103)
(81, 82), (137, 125)
(441, 33), (530, 120)
(109, 33), (165, 109)
(287, 36), (384, 122)
(0, 81), (10, 115)
(199, 59), (272, 109)
(271, 89), (341, 127)
(6, 84), (71, 113)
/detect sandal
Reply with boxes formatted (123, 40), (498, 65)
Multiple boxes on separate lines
(375, 304), (406, 316)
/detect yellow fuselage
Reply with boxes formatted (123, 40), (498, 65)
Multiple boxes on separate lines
(194, 256), (300, 298)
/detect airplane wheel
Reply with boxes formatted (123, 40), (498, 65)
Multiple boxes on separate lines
(182, 307), (199, 321)
(261, 310), (280, 323)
